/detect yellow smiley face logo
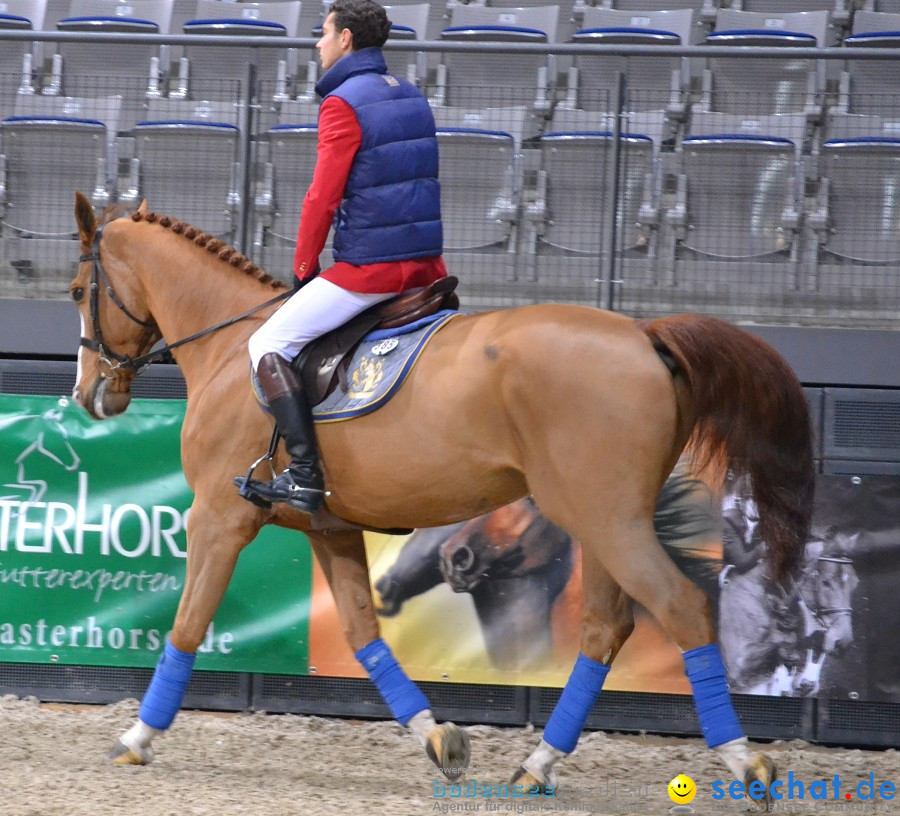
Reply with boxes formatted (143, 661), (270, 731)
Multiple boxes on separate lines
(668, 774), (697, 804)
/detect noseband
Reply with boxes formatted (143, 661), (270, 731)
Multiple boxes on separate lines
(79, 224), (158, 375)
(78, 223), (291, 377)
(804, 555), (854, 624)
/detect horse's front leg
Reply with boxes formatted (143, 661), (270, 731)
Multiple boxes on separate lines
(511, 561), (634, 793)
(308, 529), (471, 781)
(109, 499), (261, 765)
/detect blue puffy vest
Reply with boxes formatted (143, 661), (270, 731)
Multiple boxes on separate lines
(315, 48), (443, 265)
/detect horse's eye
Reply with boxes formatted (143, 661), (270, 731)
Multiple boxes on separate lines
(71, 287), (84, 303)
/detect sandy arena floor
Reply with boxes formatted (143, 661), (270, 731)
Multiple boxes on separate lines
(1, 695), (896, 816)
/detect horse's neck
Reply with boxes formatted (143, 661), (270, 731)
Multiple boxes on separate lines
(133, 236), (273, 382)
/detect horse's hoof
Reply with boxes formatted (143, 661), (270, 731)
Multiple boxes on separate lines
(108, 739), (154, 766)
(510, 766), (556, 796)
(425, 722), (471, 781)
(744, 753), (777, 811)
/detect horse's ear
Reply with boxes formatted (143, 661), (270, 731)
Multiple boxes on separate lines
(137, 199), (149, 214)
(74, 191), (96, 246)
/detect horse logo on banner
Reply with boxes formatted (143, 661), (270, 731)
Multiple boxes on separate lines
(1, 408), (81, 510)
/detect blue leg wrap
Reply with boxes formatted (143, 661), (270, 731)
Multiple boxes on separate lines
(139, 640), (196, 731)
(543, 653), (611, 754)
(683, 642), (745, 748)
(355, 638), (430, 726)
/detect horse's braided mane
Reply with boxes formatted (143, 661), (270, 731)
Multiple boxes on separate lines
(129, 210), (287, 291)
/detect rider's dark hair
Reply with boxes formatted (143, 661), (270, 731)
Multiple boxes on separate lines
(329, 0), (391, 50)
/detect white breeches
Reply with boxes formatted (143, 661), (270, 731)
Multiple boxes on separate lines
(248, 277), (395, 370)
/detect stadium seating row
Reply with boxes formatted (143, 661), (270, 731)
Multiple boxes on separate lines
(7, 3), (900, 126)
(1, 92), (897, 295)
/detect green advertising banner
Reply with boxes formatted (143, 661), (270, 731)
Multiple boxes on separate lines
(0, 394), (312, 674)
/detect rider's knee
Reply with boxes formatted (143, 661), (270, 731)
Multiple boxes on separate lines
(248, 328), (274, 371)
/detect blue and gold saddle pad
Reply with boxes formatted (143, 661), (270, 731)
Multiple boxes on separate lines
(253, 310), (460, 423)
(313, 310), (459, 422)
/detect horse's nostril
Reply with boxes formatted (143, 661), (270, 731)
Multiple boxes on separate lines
(451, 545), (475, 572)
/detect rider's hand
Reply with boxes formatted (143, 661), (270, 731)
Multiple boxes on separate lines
(293, 265), (320, 292)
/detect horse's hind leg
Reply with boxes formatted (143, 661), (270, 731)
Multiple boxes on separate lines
(109, 499), (258, 765)
(582, 516), (776, 806)
(513, 562), (634, 792)
(307, 530), (471, 782)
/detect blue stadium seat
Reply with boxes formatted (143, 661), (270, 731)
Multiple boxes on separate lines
(696, 8), (829, 121)
(836, 11), (900, 117)
(174, 0), (301, 103)
(0, 0), (46, 111)
(430, 4), (559, 117)
(128, 98), (242, 238)
(0, 94), (120, 294)
(562, 6), (692, 119)
(47, 0), (173, 129)
(668, 112), (806, 279)
(526, 108), (665, 283)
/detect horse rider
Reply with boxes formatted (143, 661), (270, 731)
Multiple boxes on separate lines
(242, 0), (447, 515)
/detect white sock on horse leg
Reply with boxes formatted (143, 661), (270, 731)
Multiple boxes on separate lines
(120, 719), (160, 751)
(523, 739), (566, 786)
(407, 709), (437, 747)
(715, 736), (752, 780)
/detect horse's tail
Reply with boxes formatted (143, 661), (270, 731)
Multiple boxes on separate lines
(638, 314), (815, 584)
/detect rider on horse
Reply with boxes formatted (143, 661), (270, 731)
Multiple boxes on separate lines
(243, 0), (447, 515)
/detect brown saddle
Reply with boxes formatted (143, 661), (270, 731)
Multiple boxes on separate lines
(292, 275), (459, 405)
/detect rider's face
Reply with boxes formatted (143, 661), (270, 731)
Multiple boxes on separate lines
(317, 13), (350, 71)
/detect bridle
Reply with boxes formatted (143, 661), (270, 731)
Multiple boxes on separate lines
(79, 223), (158, 376)
(78, 223), (291, 377)
(805, 555), (855, 624)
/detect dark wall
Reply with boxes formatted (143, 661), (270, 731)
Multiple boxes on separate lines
(5, 297), (900, 388)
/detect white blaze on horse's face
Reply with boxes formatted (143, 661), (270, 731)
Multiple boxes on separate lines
(73, 313), (86, 407)
(70, 223), (147, 421)
(741, 497), (760, 545)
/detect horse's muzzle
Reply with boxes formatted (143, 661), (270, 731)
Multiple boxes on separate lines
(374, 574), (404, 617)
(85, 377), (132, 420)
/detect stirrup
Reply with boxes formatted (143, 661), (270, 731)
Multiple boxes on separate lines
(235, 428), (279, 509)
(239, 473), (325, 515)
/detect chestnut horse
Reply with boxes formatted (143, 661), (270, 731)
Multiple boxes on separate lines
(69, 194), (814, 801)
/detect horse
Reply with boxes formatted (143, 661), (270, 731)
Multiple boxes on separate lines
(790, 533), (859, 697)
(68, 192), (815, 802)
(376, 498), (576, 671)
(375, 468), (722, 673)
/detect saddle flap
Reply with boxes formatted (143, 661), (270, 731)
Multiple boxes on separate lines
(293, 312), (381, 405)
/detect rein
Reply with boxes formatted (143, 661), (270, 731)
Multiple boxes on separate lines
(79, 224), (291, 376)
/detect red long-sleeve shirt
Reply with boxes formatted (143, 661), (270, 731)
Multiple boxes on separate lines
(293, 95), (447, 294)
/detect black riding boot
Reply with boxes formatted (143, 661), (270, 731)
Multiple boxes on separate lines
(246, 353), (325, 514)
